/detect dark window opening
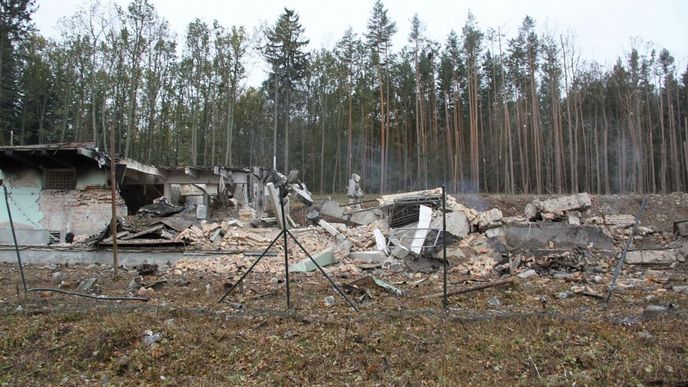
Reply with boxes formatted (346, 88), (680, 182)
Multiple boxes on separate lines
(44, 169), (77, 190)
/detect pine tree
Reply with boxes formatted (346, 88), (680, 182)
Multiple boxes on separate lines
(366, 0), (396, 192)
(0, 0), (35, 143)
(263, 8), (309, 173)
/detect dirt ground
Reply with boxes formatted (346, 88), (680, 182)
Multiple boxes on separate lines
(1, 193), (688, 385)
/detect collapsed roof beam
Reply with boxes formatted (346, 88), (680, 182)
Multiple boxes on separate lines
(117, 158), (166, 185)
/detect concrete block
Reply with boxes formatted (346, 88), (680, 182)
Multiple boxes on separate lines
(625, 249), (677, 265)
(485, 227), (504, 238)
(196, 204), (208, 220)
(349, 251), (387, 263)
(430, 211), (470, 238)
(320, 199), (344, 219)
(526, 193), (592, 218)
(350, 210), (380, 226)
(504, 223), (614, 251)
(567, 213), (581, 225)
(288, 248), (337, 273)
(476, 208), (503, 230)
(605, 214), (635, 228)
(391, 244), (410, 259)
(382, 258), (404, 272)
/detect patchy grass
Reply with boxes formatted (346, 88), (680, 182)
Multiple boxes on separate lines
(0, 263), (687, 385)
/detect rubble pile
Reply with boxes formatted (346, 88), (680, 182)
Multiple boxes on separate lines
(79, 175), (687, 294)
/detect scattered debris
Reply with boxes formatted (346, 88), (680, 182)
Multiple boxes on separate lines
(420, 277), (514, 299)
(136, 263), (159, 276)
(76, 278), (97, 293)
(345, 275), (404, 296)
(142, 330), (162, 346)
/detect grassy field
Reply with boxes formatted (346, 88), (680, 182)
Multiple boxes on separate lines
(1, 263), (686, 385)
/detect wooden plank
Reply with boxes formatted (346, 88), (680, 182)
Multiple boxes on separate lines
(99, 239), (184, 247)
(120, 224), (164, 240)
(102, 231), (129, 243)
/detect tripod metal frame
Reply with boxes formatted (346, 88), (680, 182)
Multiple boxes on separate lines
(219, 187), (359, 311)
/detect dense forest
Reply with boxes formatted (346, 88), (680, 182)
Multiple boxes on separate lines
(1, 0), (687, 194)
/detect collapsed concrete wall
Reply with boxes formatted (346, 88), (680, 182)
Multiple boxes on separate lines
(0, 165), (126, 245)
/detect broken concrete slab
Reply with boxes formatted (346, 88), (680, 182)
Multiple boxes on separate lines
(605, 214), (635, 228)
(77, 277), (97, 292)
(625, 249), (678, 265)
(288, 248), (337, 273)
(390, 244), (410, 259)
(373, 228), (388, 254)
(349, 209), (382, 226)
(485, 227), (504, 238)
(504, 223), (615, 251)
(196, 204), (208, 220)
(410, 205), (433, 255)
(349, 251), (387, 263)
(525, 193), (592, 219)
(430, 211), (470, 238)
(320, 199), (345, 219)
(382, 258), (404, 272)
(405, 255), (443, 273)
(567, 212), (581, 225)
(476, 208), (503, 230)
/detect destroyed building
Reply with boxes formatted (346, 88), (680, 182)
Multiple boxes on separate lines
(0, 143), (125, 245)
(0, 142), (268, 247)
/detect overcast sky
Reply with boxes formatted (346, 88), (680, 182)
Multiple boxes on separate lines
(34, 0), (688, 79)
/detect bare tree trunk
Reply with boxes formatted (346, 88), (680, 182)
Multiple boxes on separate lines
(561, 35), (575, 192)
(319, 91), (325, 193)
(284, 87), (290, 173)
(659, 94), (667, 192)
(376, 60), (385, 193)
(603, 104), (610, 194)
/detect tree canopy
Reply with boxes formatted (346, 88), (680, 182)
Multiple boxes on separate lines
(4, 1), (688, 195)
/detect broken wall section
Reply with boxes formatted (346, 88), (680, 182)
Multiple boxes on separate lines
(0, 165), (127, 245)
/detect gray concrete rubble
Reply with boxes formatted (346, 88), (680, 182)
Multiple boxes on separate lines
(625, 249), (679, 265)
(476, 208), (503, 231)
(504, 223), (615, 251)
(604, 214), (636, 228)
(349, 251), (387, 263)
(430, 211), (470, 238)
(525, 193), (592, 219)
(5, 169), (688, 294)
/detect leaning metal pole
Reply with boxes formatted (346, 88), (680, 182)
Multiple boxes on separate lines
(442, 185), (448, 308)
(110, 123), (119, 278)
(606, 196), (648, 305)
(2, 181), (27, 293)
(280, 189), (291, 309)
